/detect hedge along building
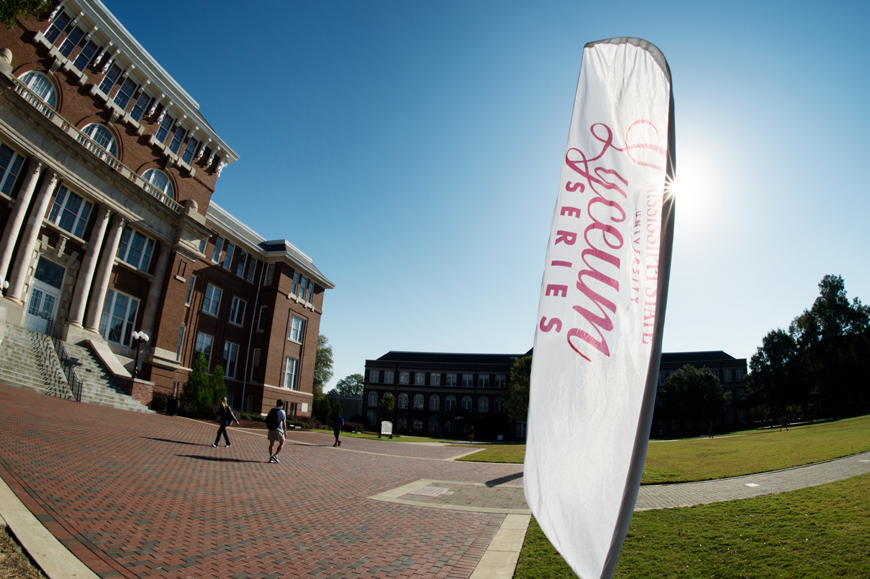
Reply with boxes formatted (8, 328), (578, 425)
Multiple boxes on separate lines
(0, 0), (333, 415)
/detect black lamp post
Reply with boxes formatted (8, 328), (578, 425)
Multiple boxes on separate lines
(0, 279), (9, 296)
(131, 330), (149, 380)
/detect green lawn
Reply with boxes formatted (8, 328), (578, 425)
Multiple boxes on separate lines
(515, 473), (870, 578)
(458, 415), (870, 484)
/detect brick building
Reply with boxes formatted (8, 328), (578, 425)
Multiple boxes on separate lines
(0, 1), (332, 415)
(363, 351), (529, 440)
(364, 349), (748, 440)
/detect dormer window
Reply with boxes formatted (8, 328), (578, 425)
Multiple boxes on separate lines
(18, 71), (57, 109)
(81, 123), (118, 158)
(142, 168), (174, 199)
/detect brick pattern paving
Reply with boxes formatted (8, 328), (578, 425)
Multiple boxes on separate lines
(0, 384), (523, 579)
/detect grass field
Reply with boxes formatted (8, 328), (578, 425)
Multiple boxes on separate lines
(515, 472), (870, 578)
(457, 415), (870, 484)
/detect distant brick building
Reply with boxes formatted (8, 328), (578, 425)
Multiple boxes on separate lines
(0, 1), (333, 415)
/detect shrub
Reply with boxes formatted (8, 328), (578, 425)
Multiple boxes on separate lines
(240, 412), (265, 422)
(151, 392), (169, 413)
(343, 421), (364, 433)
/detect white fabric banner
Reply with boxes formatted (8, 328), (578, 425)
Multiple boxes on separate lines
(525, 38), (676, 579)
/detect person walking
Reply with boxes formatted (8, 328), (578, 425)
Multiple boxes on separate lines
(332, 413), (344, 447)
(266, 399), (287, 463)
(468, 425), (475, 444)
(213, 397), (239, 447)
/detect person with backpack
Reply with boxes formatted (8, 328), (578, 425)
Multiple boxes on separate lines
(332, 413), (344, 447)
(265, 399), (286, 463)
(213, 397), (239, 447)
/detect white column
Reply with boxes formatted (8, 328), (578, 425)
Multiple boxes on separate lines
(6, 171), (59, 304)
(139, 245), (170, 338)
(84, 214), (125, 332)
(0, 161), (43, 284)
(67, 206), (110, 327)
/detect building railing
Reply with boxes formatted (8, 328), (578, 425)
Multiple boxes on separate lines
(46, 319), (83, 403)
(10, 76), (184, 214)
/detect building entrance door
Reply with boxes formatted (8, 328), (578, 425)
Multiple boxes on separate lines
(24, 257), (66, 334)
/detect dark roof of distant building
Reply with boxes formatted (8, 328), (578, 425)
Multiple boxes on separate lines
(661, 351), (740, 363)
(372, 351), (531, 365)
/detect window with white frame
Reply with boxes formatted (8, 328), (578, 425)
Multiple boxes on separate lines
(235, 250), (248, 278)
(462, 374), (473, 387)
(257, 306), (268, 331)
(116, 226), (154, 273)
(283, 357), (300, 390)
(18, 71), (57, 109)
(306, 279), (315, 302)
(478, 396), (489, 413)
(81, 123), (118, 158)
(58, 25), (84, 58)
(181, 137), (199, 165)
(251, 349), (261, 382)
(384, 370), (394, 384)
(429, 395), (439, 411)
(495, 374), (506, 388)
(399, 372), (409, 385)
(113, 76), (138, 110)
(0, 144), (25, 197)
(264, 263), (275, 285)
(288, 315), (305, 343)
(222, 341), (239, 379)
(98, 63), (122, 96)
(446, 374), (457, 387)
(369, 369), (379, 383)
(48, 185), (92, 238)
(415, 373), (425, 386)
(155, 112), (175, 143)
(430, 373), (440, 386)
(211, 235), (224, 262)
(194, 332), (213, 366)
(413, 394), (424, 410)
(368, 391), (378, 407)
(202, 283), (222, 316)
(222, 242), (235, 270)
(198, 238), (207, 254)
(445, 395), (456, 411)
(723, 368), (732, 382)
(185, 276), (196, 306)
(461, 396), (472, 411)
(43, 12), (71, 43)
(478, 375), (489, 388)
(168, 125), (186, 154)
(245, 258), (257, 283)
(99, 289), (139, 346)
(229, 296), (246, 326)
(129, 92), (152, 123)
(292, 272), (301, 295)
(398, 393), (408, 409)
(72, 39), (99, 72)
(141, 169), (174, 199)
(494, 396), (505, 413)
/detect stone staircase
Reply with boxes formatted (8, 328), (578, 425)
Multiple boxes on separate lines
(0, 323), (152, 413)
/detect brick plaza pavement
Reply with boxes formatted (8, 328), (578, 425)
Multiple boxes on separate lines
(0, 384), (525, 579)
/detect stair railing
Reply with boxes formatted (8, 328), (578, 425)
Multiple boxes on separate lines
(46, 319), (84, 403)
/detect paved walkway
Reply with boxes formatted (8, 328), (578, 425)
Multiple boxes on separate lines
(1, 383), (868, 579)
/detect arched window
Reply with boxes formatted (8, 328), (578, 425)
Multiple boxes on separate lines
(429, 394), (439, 411)
(478, 396), (489, 413)
(367, 391), (378, 407)
(494, 396), (505, 413)
(81, 123), (119, 158)
(397, 393), (408, 409)
(461, 395), (472, 412)
(142, 168), (174, 199)
(445, 395), (456, 411)
(18, 71), (57, 109)
(413, 393), (424, 410)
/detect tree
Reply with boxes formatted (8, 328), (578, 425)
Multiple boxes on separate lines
(1, 0), (54, 29)
(313, 334), (333, 402)
(657, 365), (729, 432)
(313, 395), (331, 425)
(209, 365), (227, 405)
(376, 393), (396, 437)
(334, 373), (364, 397)
(181, 352), (211, 408)
(505, 356), (532, 422)
(747, 329), (802, 416)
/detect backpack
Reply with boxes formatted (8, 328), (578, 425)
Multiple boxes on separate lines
(266, 407), (279, 430)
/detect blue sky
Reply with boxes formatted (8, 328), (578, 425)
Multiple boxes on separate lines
(105, 0), (870, 390)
